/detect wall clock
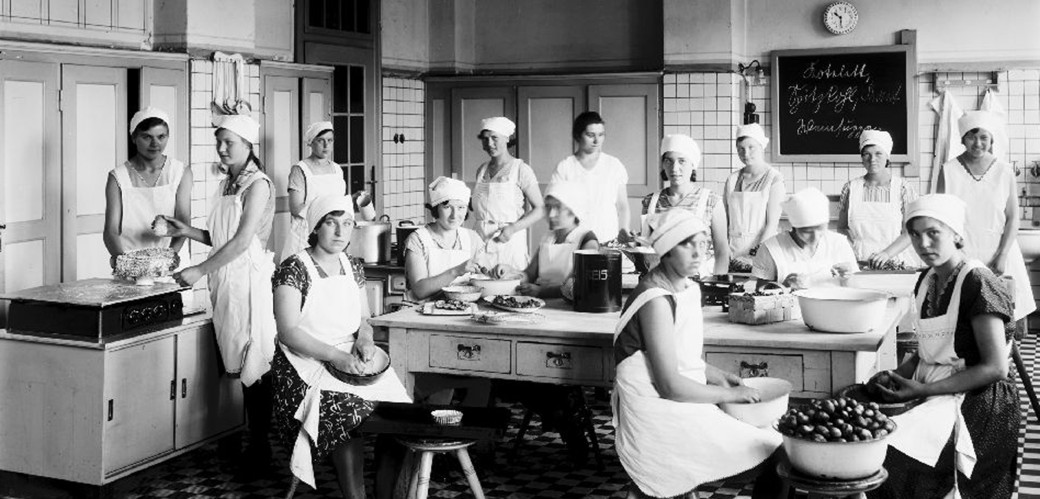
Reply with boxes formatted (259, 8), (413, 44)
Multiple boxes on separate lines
(823, 2), (858, 35)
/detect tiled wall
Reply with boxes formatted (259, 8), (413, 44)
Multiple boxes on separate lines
(381, 76), (427, 242)
(186, 59), (262, 306)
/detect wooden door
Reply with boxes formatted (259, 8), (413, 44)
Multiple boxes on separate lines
(139, 67), (188, 164)
(301, 75), (333, 143)
(174, 323), (244, 449)
(588, 83), (660, 234)
(450, 86), (516, 185)
(61, 65), (127, 282)
(103, 335), (176, 474)
(517, 85), (584, 254)
(262, 74), (300, 258)
(0, 60), (62, 326)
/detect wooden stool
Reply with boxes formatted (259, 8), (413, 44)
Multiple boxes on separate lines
(776, 462), (888, 499)
(397, 437), (485, 499)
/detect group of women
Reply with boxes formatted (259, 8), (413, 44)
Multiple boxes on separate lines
(101, 103), (1029, 498)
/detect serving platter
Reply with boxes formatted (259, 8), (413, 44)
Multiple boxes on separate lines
(483, 295), (546, 314)
(470, 310), (546, 325)
(421, 301), (479, 316)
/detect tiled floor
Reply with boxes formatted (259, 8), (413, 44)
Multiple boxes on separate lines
(9, 337), (1040, 499)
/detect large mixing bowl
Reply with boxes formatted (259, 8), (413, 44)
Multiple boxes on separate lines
(469, 274), (522, 297)
(793, 287), (889, 333)
(780, 421), (897, 480)
(719, 377), (791, 428)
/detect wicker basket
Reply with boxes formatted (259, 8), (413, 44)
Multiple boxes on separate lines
(728, 282), (797, 325)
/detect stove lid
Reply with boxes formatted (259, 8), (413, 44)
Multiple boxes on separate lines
(0, 278), (190, 308)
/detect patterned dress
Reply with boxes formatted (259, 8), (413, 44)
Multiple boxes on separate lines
(270, 253), (374, 461)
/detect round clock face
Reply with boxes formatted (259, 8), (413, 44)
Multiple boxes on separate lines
(823, 2), (859, 35)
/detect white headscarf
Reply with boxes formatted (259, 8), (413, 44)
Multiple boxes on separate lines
(545, 181), (590, 224)
(304, 121), (334, 145)
(958, 110), (1004, 140)
(660, 134), (702, 169)
(129, 107), (171, 135)
(480, 117), (516, 137)
(904, 194), (966, 238)
(428, 176), (471, 206)
(212, 114), (260, 144)
(782, 188), (830, 228)
(307, 195), (354, 234)
(648, 209), (709, 256)
(735, 123), (769, 148)
(858, 129), (893, 156)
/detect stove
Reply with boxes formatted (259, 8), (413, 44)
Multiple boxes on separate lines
(0, 278), (189, 343)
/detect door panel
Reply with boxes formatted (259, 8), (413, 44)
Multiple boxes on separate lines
(62, 65), (127, 282)
(175, 324), (244, 449)
(263, 75), (299, 258)
(301, 76), (332, 148)
(451, 87), (515, 184)
(140, 67), (188, 163)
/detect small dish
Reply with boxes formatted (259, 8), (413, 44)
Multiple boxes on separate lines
(470, 310), (546, 325)
(483, 295), (546, 314)
(431, 409), (463, 426)
(442, 285), (483, 302)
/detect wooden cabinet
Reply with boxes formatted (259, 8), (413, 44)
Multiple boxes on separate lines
(0, 318), (244, 485)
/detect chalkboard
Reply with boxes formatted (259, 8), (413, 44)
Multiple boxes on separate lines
(770, 45), (917, 164)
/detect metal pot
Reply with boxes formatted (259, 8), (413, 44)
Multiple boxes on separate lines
(396, 220), (420, 267)
(348, 215), (391, 264)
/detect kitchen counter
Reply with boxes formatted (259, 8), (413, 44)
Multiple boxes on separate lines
(370, 296), (905, 398)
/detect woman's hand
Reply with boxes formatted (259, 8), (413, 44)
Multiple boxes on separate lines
(728, 385), (762, 403)
(989, 253), (1009, 275)
(720, 371), (744, 388)
(352, 336), (377, 363)
(452, 259), (481, 278)
(331, 350), (363, 375)
(494, 225), (515, 243)
(515, 282), (541, 297)
(617, 229), (634, 245)
(867, 250), (891, 270)
(490, 264), (514, 279)
(173, 265), (204, 286)
(781, 273), (808, 290)
(874, 371), (924, 402)
(160, 215), (193, 239)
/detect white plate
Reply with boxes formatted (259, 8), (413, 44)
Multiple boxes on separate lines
(483, 295), (546, 314)
(421, 301), (478, 316)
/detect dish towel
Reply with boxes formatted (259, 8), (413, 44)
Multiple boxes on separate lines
(981, 89), (1010, 163)
(290, 370), (327, 488)
(929, 90), (965, 193)
(888, 394), (977, 478)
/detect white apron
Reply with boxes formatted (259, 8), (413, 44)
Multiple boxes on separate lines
(111, 159), (184, 251)
(472, 160), (529, 270)
(611, 285), (781, 497)
(642, 189), (714, 275)
(943, 159), (1035, 320)
(404, 226), (473, 302)
(280, 251), (411, 488)
(887, 261), (999, 498)
(535, 227), (589, 286)
(279, 160), (347, 264)
(725, 169), (774, 259)
(848, 176), (918, 266)
(207, 174), (277, 387)
(762, 232), (848, 287)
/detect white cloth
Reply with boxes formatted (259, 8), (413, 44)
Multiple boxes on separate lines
(887, 260), (991, 493)
(307, 195), (354, 232)
(929, 91), (966, 193)
(111, 158), (185, 251)
(942, 159), (1035, 319)
(859, 129), (894, 156)
(428, 176), (471, 206)
(207, 173), (277, 386)
(611, 285), (780, 497)
(981, 91), (1010, 162)
(129, 107), (170, 134)
(472, 160), (529, 270)
(480, 116), (515, 137)
(847, 176), (913, 262)
(535, 227), (590, 287)
(905, 194), (967, 238)
(304, 121), (333, 145)
(281, 252), (410, 488)
(724, 168), (779, 259)
(957, 110), (1005, 143)
(782, 187), (830, 228)
(735, 123), (769, 147)
(404, 226), (474, 302)
(757, 231), (857, 287)
(550, 153), (629, 242)
(280, 161), (347, 264)
(213, 114), (260, 144)
(660, 134), (701, 168)
(642, 189), (714, 275)
(544, 180), (591, 227)
(647, 209), (709, 256)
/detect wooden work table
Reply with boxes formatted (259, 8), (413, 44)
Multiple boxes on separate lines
(369, 296), (906, 399)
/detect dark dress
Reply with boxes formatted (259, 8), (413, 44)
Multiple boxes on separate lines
(270, 253), (374, 461)
(871, 266), (1019, 499)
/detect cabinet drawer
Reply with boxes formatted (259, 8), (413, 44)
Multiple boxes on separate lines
(389, 274), (408, 294)
(516, 342), (603, 381)
(429, 335), (511, 373)
(704, 352), (804, 392)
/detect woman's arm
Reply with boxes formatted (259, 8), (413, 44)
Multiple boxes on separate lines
(287, 164), (306, 218)
(499, 180), (545, 241)
(836, 182), (851, 237)
(103, 173), (126, 258)
(992, 177), (1020, 274)
(710, 200), (730, 275)
(705, 364), (742, 387)
(274, 285), (357, 371)
(615, 183), (631, 237)
(758, 179), (785, 246)
(640, 297), (759, 403)
(170, 164), (193, 253)
(404, 247), (476, 301)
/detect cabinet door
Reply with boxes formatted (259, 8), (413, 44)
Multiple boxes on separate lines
(450, 87), (515, 184)
(103, 335), (176, 475)
(365, 278), (386, 316)
(175, 323), (245, 449)
(263, 74), (300, 258)
(139, 67), (188, 165)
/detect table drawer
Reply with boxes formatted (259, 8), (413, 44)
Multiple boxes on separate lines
(704, 352), (804, 392)
(516, 342), (603, 381)
(429, 335), (511, 374)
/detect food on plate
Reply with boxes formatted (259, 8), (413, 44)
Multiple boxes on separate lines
(434, 299), (469, 311)
(776, 397), (894, 443)
(861, 259), (912, 271)
(492, 295), (540, 309)
(151, 215), (170, 237)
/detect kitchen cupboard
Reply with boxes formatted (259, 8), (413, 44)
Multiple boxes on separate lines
(0, 317), (243, 486)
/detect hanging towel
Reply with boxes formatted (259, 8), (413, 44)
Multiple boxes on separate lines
(981, 89), (1010, 163)
(929, 90), (965, 193)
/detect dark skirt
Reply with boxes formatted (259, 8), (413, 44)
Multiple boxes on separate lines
(869, 376), (1020, 499)
(271, 347), (375, 461)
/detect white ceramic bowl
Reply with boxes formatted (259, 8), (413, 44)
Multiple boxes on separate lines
(845, 272), (920, 297)
(469, 276), (522, 297)
(719, 377), (792, 428)
(794, 287), (889, 333)
(442, 285), (483, 302)
(781, 422), (896, 480)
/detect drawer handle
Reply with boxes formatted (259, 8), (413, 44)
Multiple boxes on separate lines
(181, 378), (187, 398)
(545, 351), (573, 369)
(170, 379), (176, 400)
(108, 399), (114, 421)
(457, 344), (482, 361)
(739, 361), (769, 378)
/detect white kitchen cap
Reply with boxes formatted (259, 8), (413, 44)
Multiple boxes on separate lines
(859, 129), (893, 156)
(905, 194), (966, 238)
(736, 123), (769, 148)
(428, 176), (471, 206)
(480, 116), (516, 137)
(782, 188), (830, 228)
(304, 121), (334, 145)
(958, 110), (1004, 139)
(545, 181), (589, 223)
(648, 209), (709, 256)
(307, 195), (354, 234)
(212, 114), (260, 144)
(660, 134), (702, 169)
(129, 107), (170, 135)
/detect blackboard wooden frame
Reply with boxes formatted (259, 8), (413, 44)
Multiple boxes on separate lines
(770, 44), (917, 165)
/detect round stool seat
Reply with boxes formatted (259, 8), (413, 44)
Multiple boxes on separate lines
(396, 437), (475, 452)
(777, 462), (888, 497)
